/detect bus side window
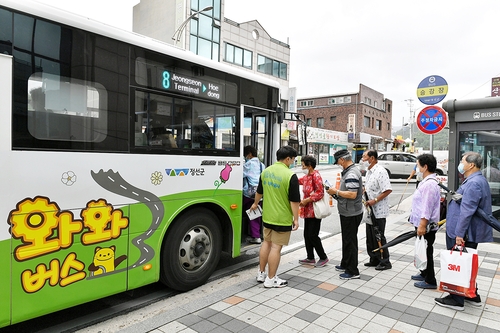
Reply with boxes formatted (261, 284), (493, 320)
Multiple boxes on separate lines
(175, 102), (192, 149)
(191, 110), (214, 149)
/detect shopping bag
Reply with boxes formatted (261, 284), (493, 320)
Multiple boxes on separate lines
(439, 246), (479, 298)
(313, 191), (332, 219)
(414, 236), (427, 270)
(361, 205), (372, 225)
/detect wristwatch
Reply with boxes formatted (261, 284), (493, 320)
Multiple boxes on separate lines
(374, 198), (378, 202)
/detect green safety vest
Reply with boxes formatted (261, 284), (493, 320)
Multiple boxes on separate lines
(261, 162), (294, 227)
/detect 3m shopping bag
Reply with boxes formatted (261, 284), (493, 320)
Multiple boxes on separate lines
(414, 236), (427, 270)
(439, 246), (479, 298)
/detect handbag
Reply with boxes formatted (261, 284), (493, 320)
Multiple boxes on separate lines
(243, 178), (257, 198)
(439, 246), (479, 298)
(313, 191), (332, 219)
(243, 162), (264, 198)
(414, 236), (427, 270)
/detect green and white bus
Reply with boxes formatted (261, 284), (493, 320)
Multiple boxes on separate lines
(0, 0), (284, 327)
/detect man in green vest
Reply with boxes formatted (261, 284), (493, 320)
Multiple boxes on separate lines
(250, 146), (300, 288)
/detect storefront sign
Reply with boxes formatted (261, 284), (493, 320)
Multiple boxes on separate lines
(306, 127), (348, 143)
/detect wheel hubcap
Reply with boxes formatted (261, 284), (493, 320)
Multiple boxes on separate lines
(179, 226), (212, 271)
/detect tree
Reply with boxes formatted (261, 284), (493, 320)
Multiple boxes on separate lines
(393, 127), (449, 150)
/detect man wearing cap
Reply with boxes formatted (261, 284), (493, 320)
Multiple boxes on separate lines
(327, 149), (364, 280)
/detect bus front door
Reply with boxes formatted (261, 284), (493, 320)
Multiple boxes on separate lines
(243, 105), (276, 166)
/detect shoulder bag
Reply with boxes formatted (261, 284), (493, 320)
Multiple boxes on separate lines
(312, 172), (332, 219)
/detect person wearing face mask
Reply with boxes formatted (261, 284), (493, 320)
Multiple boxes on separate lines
(407, 164), (423, 188)
(297, 155), (329, 267)
(435, 152), (493, 311)
(326, 149), (363, 280)
(361, 150), (393, 270)
(250, 146), (300, 288)
(409, 154), (441, 289)
(243, 145), (265, 244)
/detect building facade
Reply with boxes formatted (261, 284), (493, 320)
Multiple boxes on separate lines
(298, 84), (393, 162)
(132, 0), (291, 108)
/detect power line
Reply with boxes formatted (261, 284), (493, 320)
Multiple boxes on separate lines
(461, 72), (500, 99)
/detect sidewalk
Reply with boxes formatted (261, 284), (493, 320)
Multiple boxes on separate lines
(81, 195), (500, 333)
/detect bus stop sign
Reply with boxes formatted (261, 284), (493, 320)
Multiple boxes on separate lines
(417, 106), (447, 135)
(417, 75), (448, 105)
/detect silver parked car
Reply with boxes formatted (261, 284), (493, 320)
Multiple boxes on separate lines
(377, 152), (416, 178)
(376, 152), (445, 178)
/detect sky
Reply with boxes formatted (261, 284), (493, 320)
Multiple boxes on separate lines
(35, 0), (500, 126)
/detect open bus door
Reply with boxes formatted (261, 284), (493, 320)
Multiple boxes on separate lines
(243, 106), (308, 165)
(243, 105), (278, 166)
(443, 97), (500, 241)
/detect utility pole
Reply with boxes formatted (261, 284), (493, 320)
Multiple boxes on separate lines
(405, 99), (414, 152)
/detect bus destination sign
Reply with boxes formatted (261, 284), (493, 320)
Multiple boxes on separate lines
(162, 70), (223, 101)
(416, 75), (448, 105)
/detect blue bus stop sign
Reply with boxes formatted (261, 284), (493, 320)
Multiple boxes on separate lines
(416, 75), (448, 105)
(417, 106), (447, 135)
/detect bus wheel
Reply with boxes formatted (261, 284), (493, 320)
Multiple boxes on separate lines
(160, 208), (222, 291)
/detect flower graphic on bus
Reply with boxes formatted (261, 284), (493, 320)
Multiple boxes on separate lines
(213, 163), (232, 192)
(61, 171), (77, 186)
(150, 171), (163, 185)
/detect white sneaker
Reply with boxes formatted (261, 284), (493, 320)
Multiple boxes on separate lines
(256, 271), (266, 283)
(263, 275), (288, 288)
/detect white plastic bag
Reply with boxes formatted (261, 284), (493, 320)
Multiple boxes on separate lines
(362, 205), (372, 225)
(414, 236), (427, 270)
(313, 191), (332, 219)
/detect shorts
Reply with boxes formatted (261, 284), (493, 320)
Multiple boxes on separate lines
(263, 227), (291, 246)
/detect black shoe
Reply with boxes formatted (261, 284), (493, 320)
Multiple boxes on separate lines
(364, 262), (378, 267)
(465, 294), (482, 307)
(435, 295), (464, 311)
(375, 263), (392, 271)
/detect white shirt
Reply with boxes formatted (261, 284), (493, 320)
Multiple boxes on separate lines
(365, 163), (392, 218)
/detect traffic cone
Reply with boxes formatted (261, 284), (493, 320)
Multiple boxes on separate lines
(335, 173), (341, 190)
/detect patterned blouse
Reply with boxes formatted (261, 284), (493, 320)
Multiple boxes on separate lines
(298, 170), (325, 219)
(365, 163), (392, 219)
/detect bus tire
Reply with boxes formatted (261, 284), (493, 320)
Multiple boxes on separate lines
(160, 207), (222, 291)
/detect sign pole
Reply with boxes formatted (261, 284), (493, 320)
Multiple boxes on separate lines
(430, 134), (434, 155)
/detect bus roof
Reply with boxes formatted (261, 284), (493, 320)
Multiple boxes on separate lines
(2, 0), (281, 91)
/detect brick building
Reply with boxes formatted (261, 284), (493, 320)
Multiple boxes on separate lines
(297, 84), (393, 162)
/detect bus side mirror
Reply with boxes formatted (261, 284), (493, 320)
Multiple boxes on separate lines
(276, 107), (283, 124)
